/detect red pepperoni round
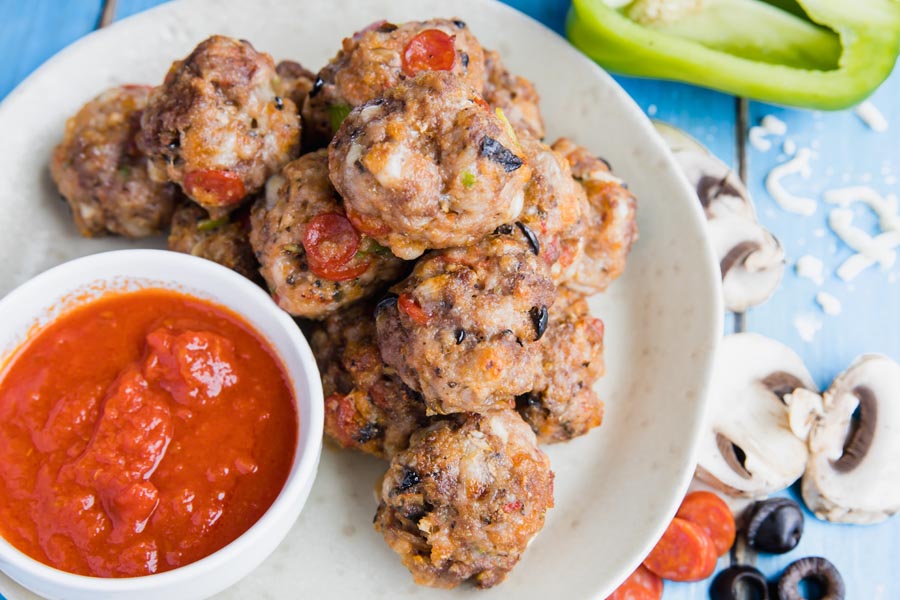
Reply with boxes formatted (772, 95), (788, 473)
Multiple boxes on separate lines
(402, 29), (456, 77)
(302, 213), (370, 281)
(607, 565), (663, 600)
(183, 169), (246, 206)
(643, 517), (717, 582)
(676, 491), (736, 557)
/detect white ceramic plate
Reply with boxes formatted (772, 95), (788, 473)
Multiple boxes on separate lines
(0, 0), (722, 598)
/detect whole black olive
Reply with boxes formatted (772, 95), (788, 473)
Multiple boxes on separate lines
(745, 497), (804, 554)
(710, 565), (769, 600)
(776, 557), (845, 600)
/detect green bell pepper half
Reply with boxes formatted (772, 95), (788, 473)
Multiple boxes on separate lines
(567, 0), (900, 109)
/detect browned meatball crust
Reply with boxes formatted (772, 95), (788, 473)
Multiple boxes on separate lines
(330, 71), (531, 259)
(551, 138), (638, 293)
(167, 200), (260, 281)
(376, 234), (556, 415)
(250, 150), (407, 319)
(50, 85), (177, 238)
(310, 301), (427, 458)
(375, 410), (554, 589)
(517, 287), (605, 443)
(516, 136), (587, 284)
(303, 18), (486, 147)
(138, 36), (300, 213)
(482, 49), (544, 139)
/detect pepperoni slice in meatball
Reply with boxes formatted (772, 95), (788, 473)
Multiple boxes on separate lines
(402, 29), (456, 76)
(183, 169), (246, 208)
(303, 213), (365, 277)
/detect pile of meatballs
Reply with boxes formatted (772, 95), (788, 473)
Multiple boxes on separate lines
(50, 18), (637, 589)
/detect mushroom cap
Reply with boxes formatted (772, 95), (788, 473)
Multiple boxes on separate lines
(710, 215), (785, 313)
(696, 333), (816, 498)
(654, 121), (754, 221)
(655, 121), (784, 313)
(802, 354), (900, 524)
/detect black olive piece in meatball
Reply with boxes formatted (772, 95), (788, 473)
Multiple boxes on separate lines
(515, 135), (589, 284)
(138, 36), (301, 215)
(310, 300), (428, 459)
(330, 71), (531, 260)
(376, 234), (556, 415)
(482, 49), (545, 140)
(274, 60), (316, 114)
(516, 286), (605, 443)
(250, 149), (408, 320)
(551, 138), (638, 294)
(50, 85), (177, 238)
(302, 17), (486, 147)
(167, 200), (261, 283)
(375, 410), (554, 589)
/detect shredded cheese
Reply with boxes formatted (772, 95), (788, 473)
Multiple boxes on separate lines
(823, 186), (900, 233)
(815, 291), (842, 316)
(794, 312), (822, 343)
(854, 101), (889, 133)
(765, 148), (817, 215)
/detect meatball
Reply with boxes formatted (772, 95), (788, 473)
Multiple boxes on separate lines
(516, 136), (587, 284)
(303, 18), (486, 147)
(250, 150), (407, 319)
(376, 234), (556, 414)
(273, 60), (316, 113)
(138, 36), (300, 214)
(167, 201), (260, 282)
(330, 71), (531, 259)
(310, 301), (427, 458)
(482, 49), (544, 139)
(375, 410), (554, 589)
(551, 138), (638, 293)
(517, 287), (605, 443)
(50, 85), (177, 238)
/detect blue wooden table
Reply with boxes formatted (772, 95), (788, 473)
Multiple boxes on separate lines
(2, 1), (898, 598)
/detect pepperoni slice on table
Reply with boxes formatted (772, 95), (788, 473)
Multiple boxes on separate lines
(607, 564), (663, 600)
(643, 517), (717, 582)
(183, 169), (246, 206)
(302, 213), (368, 281)
(402, 29), (456, 76)
(398, 293), (430, 325)
(676, 491), (736, 557)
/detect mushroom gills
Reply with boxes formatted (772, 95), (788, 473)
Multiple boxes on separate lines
(655, 121), (784, 313)
(697, 333), (816, 498)
(801, 354), (900, 524)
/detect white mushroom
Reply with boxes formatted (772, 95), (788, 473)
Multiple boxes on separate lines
(711, 215), (785, 313)
(801, 354), (900, 524)
(696, 333), (817, 498)
(655, 122), (784, 312)
(655, 121), (754, 221)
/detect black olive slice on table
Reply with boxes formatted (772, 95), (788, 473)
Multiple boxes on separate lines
(775, 557), (845, 600)
(710, 565), (769, 600)
(744, 497), (804, 554)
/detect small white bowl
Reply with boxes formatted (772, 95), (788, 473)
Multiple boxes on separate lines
(0, 249), (324, 600)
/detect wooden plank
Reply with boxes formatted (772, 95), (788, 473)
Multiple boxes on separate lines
(742, 68), (900, 600)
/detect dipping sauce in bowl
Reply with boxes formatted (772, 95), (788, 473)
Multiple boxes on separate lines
(0, 287), (298, 578)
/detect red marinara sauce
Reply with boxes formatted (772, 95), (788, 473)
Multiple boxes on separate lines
(0, 288), (297, 577)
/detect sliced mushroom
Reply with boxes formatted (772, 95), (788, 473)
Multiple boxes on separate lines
(655, 121), (754, 221)
(655, 122), (785, 312)
(801, 354), (900, 524)
(709, 215), (786, 313)
(696, 333), (817, 498)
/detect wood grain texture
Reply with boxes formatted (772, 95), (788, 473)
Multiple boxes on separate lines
(0, 0), (898, 599)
